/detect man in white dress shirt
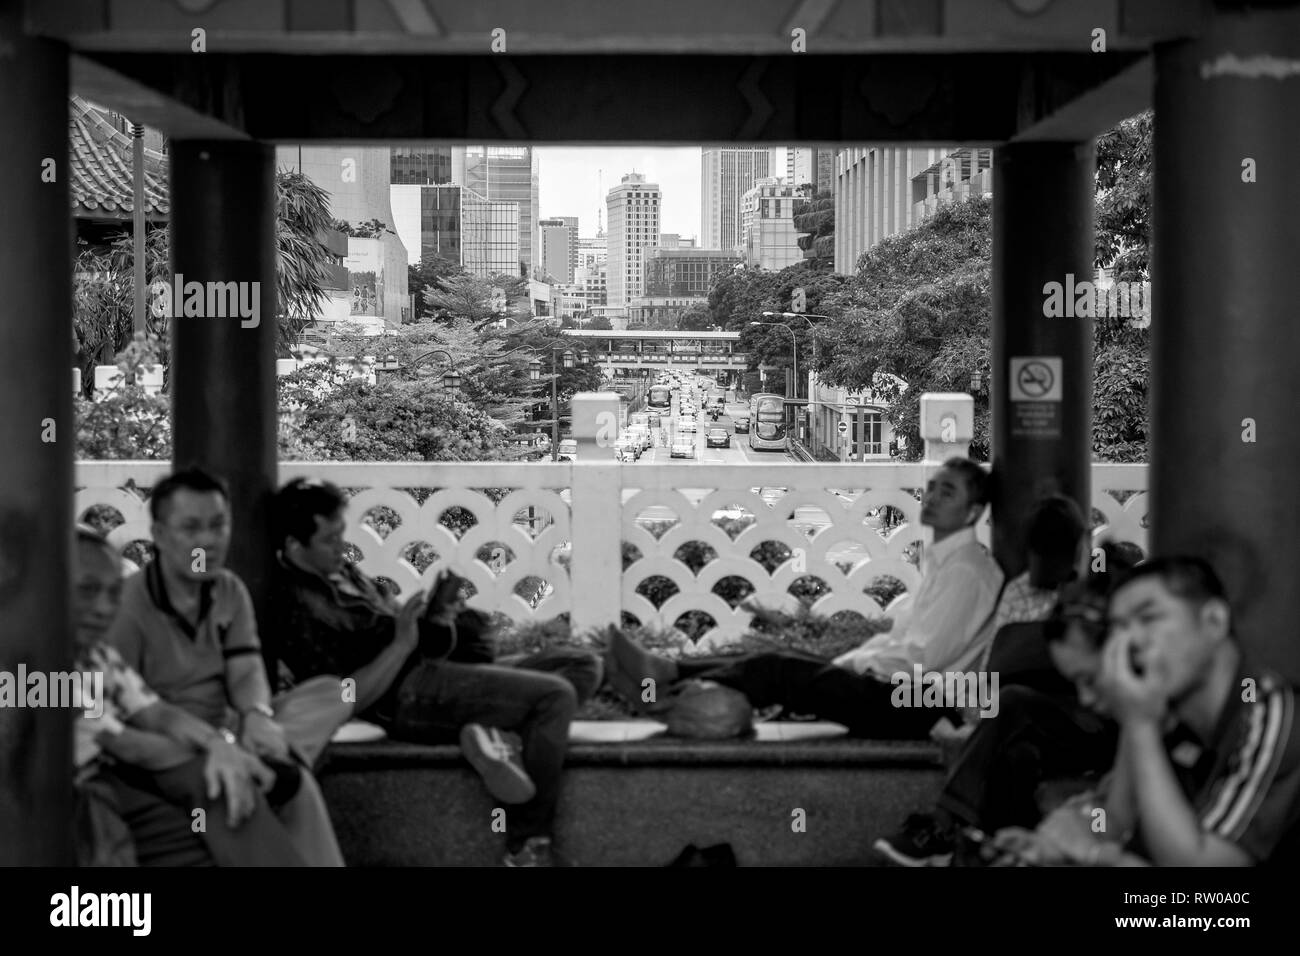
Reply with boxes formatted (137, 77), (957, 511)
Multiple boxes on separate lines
(605, 458), (1005, 738)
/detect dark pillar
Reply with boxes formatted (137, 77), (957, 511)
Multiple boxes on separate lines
(0, 1), (74, 864)
(169, 142), (279, 667)
(1151, 7), (1300, 681)
(991, 143), (1095, 577)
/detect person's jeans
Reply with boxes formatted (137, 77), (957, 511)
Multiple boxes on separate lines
(390, 659), (577, 845)
(497, 646), (604, 707)
(100, 756), (307, 866)
(677, 651), (952, 739)
(937, 685), (1118, 831)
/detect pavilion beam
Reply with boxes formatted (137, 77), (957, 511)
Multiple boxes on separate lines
(169, 141), (280, 671)
(991, 142), (1095, 578)
(1150, 6), (1300, 681)
(0, 0), (74, 864)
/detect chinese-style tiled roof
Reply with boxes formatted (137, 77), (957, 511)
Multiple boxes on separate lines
(69, 96), (169, 221)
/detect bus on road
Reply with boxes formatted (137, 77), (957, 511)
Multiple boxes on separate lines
(647, 385), (672, 409)
(748, 392), (787, 451)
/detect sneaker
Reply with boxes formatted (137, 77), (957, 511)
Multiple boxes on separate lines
(459, 724), (536, 804)
(874, 813), (957, 867)
(503, 836), (568, 867)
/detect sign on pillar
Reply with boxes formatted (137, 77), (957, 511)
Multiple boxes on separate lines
(1008, 356), (1063, 439)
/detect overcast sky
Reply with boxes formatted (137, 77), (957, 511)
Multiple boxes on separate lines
(538, 147), (788, 241)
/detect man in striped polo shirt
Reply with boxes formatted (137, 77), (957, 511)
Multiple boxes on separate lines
(990, 557), (1300, 866)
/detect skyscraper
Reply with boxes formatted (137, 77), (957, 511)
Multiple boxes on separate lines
(700, 147), (775, 254)
(462, 146), (539, 278)
(539, 216), (578, 283)
(606, 172), (661, 312)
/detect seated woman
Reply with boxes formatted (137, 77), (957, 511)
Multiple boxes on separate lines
(72, 525), (306, 866)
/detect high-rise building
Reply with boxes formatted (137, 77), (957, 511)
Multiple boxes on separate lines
(462, 146), (539, 278)
(741, 178), (802, 270)
(538, 216), (578, 283)
(629, 247), (740, 326)
(462, 197), (520, 278)
(390, 183), (462, 266)
(700, 147), (775, 254)
(606, 173), (661, 310)
(390, 146), (460, 185)
(787, 147), (836, 194)
(834, 146), (993, 274)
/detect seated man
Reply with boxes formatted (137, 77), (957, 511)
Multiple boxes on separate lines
(875, 556), (1134, 867)
(73, 525), (305, 866)
(106, 468), (346, 866)
(269, 477), (603, 867)
(989, 556), (1300, 867)
(606, 458), (1004, 739)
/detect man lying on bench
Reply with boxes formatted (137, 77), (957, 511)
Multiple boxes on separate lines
(605, 458), (1003, 739)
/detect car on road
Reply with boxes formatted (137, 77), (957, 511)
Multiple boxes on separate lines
(677, 418), (697, 434)
(626, 426), (653, 450)
(734, 418), (750, 434)
(614, 444), (639, 462)
(557, 439), (578, 461)
(614, 438), (641, 460)
(706, 428), (730, 448)
(670, 440), (696, 459)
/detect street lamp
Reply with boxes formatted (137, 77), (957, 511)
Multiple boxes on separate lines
(443, 368), (462, 398)
(762, 310), (830, 444)
(517, 347), (575, 461)
(749, 321), (798, 399)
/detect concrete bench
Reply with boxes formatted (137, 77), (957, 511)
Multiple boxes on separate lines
(316, 722), (945, 866)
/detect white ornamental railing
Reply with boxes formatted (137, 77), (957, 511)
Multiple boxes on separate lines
(75, 461), (1147, 650)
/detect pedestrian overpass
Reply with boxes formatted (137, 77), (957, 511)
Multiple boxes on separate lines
(560, 330), (747, 376)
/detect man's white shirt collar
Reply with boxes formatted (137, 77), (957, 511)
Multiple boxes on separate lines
(923, 525), (979, 573)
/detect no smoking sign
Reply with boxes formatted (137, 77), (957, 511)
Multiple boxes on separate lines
(1009, 356), (1063, 439)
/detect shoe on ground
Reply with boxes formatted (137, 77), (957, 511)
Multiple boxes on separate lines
(504, 836), (572, 867)
(874, 813), (957, 867)
(459, 724), (536, 804)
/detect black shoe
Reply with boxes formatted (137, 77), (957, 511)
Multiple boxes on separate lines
(874, 813), (957, 867)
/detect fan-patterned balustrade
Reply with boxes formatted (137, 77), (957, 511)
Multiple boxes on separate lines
(75, 461), (1148, 646)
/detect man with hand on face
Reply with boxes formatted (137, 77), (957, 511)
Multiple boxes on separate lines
(106, 468), (346, 866)
(990, 557), (1300, 867)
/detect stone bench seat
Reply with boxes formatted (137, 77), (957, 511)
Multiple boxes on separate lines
(317, 721), (945, 866)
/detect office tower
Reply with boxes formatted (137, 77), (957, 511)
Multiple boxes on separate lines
(462, 146), (539, 277)
(539, 216), (578, 283)
(700, 147), (774, 254)
(606, 172), (661, 310)
(741, 177), (802, 270)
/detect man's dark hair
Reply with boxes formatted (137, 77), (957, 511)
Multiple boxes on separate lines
(272, 478), (349, 550)
(149, 468), (230, 523)
(1045, 542), (1141, 649)
(1114, 555), (1229, 610)
(1026, 495), (1087, 561)
(941, 457), (990, 511)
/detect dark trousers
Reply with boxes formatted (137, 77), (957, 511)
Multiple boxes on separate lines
(388, 655), (580, 846)
(677, 651), (953, 739)
(100, 756), (307, 866)
(937, 685), (1118, 832)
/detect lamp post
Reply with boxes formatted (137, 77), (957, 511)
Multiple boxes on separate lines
(763, 311), (831, 450)
(527, 347), (579, 461)
(749, 321), (797, 399)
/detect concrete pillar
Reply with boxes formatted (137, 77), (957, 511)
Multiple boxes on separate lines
(569, 393), (623, 633)
(0, 2), (74, 864)
(1151, 7), (1300, 680)
(169, 142), (280, 665)
(991, 143), (1095, 578)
